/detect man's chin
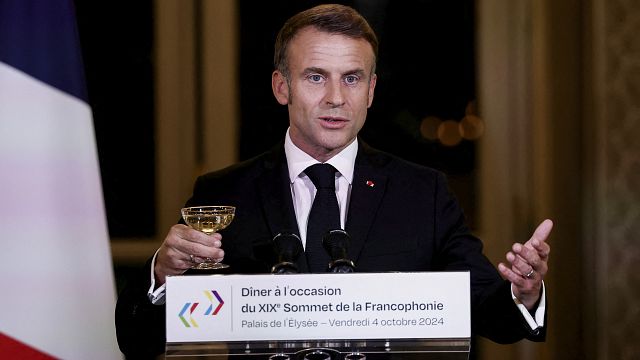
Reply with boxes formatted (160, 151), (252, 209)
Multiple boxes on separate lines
(318, 136), (356, 153)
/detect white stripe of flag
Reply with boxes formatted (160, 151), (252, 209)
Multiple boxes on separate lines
(0, 1), (121, 359)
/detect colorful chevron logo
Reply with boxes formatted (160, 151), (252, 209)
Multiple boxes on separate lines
(178, 290), (225, 328)
(204, 290), (224, 315)
(178, 302), (199, 328)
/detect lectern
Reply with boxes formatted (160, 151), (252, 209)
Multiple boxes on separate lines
(165, 272), (470, 360)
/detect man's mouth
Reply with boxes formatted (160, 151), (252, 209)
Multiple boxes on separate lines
(319, 116), (348, 122)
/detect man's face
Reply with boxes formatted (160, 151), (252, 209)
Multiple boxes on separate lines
(272, 27), (377, 162)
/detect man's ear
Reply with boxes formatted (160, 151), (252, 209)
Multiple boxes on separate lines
(272, 70), (289, 105)
(367, 73), (377, 108)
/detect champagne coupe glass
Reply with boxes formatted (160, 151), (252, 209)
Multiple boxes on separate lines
(181, 205), (235, 269)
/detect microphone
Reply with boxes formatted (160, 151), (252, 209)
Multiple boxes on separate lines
(322, 229), (356, 273)
(271, 232), (304, 274)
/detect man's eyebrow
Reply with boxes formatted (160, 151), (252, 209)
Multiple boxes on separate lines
(343, 69), (366, 77)
(302, 67), (329, 76)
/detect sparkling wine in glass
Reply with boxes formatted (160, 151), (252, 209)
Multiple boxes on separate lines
(181, 205), (235, 269)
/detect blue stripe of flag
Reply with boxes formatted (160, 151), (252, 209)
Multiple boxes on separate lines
(0, 0), (88, 102)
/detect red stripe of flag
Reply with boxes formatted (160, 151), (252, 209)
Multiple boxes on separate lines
(0, 332), (56, 359)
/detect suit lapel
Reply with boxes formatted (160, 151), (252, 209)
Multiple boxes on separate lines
(346, 142), (388, 262)
(256, 145), (299, 236)
(256, 144), (309, 272)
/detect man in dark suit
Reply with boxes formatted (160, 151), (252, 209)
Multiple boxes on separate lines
(116, 4), (552, 358)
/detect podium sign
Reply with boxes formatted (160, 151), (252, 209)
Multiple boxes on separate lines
(166, 272), (470, 359)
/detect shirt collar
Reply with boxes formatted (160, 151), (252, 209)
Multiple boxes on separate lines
(284, 128), (357, 184)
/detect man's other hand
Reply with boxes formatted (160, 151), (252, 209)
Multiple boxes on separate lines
(498, 219), (553, 310)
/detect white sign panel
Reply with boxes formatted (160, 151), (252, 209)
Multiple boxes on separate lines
(166, 272), (470, 343)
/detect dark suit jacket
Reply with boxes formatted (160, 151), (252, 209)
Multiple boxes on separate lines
(115, 141), (546, 358)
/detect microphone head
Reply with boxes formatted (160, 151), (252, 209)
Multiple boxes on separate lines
(323, 229), (355, 273)
(273, 232), (303, 260)
(322, 229), (350, 258)
(271, 232), (303, 274)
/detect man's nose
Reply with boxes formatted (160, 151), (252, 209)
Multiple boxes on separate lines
(324, 79), (345, 107)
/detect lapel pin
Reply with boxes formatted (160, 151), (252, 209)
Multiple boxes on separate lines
(366, 180), (375, 187)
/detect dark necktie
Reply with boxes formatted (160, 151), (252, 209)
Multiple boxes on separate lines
(304, 163), (340, 272)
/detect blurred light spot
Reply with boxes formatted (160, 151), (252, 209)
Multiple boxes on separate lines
(420, 116), (441, 140)
(459, 115), (485, 140)
(437, 120), (462, 146)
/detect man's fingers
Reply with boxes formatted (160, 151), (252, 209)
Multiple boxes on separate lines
(506, 251), (533, 277)
(522, 219), (552, 261)
(529, 219), (553, 245)
(179, 240), (224, 260)
(513, 243), (540, 267)
(498, 263), (526, 286)
(168, 224), (224, 258)
(499, 260), (541, 288)
(532, 240), (551, 261)
(175, 225), (222, 246)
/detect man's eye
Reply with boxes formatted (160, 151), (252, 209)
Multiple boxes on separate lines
(344, 75), (359, 85)
(308, 74), (324, 83)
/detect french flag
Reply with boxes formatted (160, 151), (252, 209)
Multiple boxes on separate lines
(0, 1), (121, 359)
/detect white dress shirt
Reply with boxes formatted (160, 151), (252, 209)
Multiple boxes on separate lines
(284, 128), (357, 248)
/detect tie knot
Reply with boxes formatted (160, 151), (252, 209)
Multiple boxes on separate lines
(305, 163), (337, 190)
